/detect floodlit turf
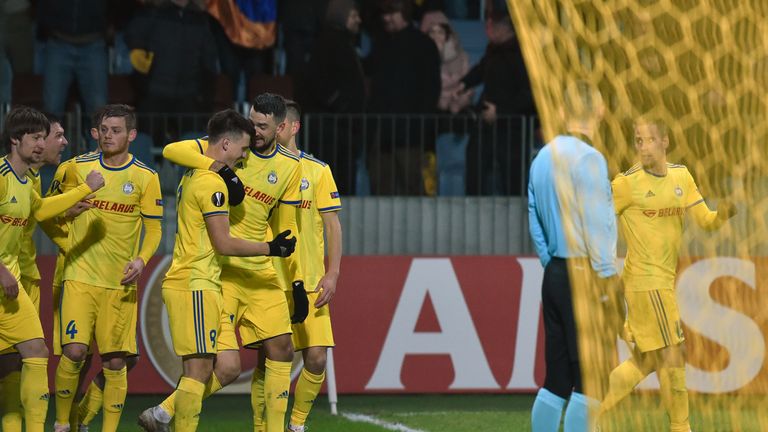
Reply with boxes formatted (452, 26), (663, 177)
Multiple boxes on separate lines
(41, 393), (768, 431)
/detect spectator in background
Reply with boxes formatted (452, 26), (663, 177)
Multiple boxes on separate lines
(38, 0), (110, 117)
(208, 0), (277, 99)
(364, 0), (441, 195)
(422, 10), (473, 196)
(280, 0), (328, 76)
(302, 0), (365, 114)
(460, 10), (535, 196)
(421, 11), (472, 114)
(300, 0), (365, 195)
(2, 0), (34, 77)
(126, 0), (217, 114)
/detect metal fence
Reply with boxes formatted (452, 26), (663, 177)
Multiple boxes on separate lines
(301, 113), (540, 197)
(1, 108), (543, 198)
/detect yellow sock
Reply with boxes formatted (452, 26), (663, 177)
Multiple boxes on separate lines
(264, 359), (292, 432)
(21, 357), (49, 432)
(174, 377), (205, 432)
(599, 360), (647, 415)
(77, 381), (104, 426)
(203, 372), (223, 399)
(159, 372), (222, 420)
(159, 390), (176, 417)
(290, 368), (325, 427)
(251, 367), (266, 432)
(54, 355), (84, 425)
(659, 367), (690, 432)
(102, 367), (128, 432)
(1, 370), (22, 432)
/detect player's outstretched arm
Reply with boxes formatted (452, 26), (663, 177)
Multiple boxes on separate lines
(315, 211), (342, 308)
(689, 199), (736, 231)
(686, 170), (736, 230)
(162, 139), (217, 171)
(33, 170), (104, 221)
(206, 214), (296, 257)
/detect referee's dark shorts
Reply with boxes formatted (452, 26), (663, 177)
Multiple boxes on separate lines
(541, 257), (615, 400)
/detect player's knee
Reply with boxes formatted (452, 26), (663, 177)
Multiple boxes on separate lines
(62, 344), (88, 363)
(102, 355), (126, 371)
(265, 336), (294, 362)
(303, 349), (327, 375)
(25, 340), (49, 359)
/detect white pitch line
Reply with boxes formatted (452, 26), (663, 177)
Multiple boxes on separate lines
(342, 412), (428, 432)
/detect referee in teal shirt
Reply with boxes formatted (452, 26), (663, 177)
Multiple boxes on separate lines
(528, 82), (622, 432)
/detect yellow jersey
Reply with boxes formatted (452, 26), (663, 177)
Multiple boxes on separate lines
(18, 169), (42, 281)
(273, 152), (341, 290)
(164, 169), (229, 291)
(612, 162), (718, 291)
(0, 158), (37, 282)
(62, 153), (163, 289)
(163, 139), (302, 271)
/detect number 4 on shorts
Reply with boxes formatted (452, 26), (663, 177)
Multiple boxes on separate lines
(66, 320), (78, 340)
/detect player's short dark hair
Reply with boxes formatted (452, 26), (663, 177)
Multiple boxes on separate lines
(91, 106), (109, 128)
(1, 106), (50, 153)
(380, 0), (411, 20)
(283, 99), (302, 121)
(42, 111), (62, 127)
(252, 93), (287, 124)
(207, 109), (256, 144)
(634, 117), (669, 137)
(563, 80), (602, 122)
(99, 104), (137, 131)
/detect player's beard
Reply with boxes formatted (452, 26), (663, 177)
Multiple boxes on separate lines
(252, 133), (276, 154)
(101, 138), (130, 159)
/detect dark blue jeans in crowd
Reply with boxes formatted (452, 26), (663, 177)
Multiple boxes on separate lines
(43, 38), (107, 116)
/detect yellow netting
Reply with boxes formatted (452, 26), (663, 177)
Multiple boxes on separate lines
(509, 0), (768, 430)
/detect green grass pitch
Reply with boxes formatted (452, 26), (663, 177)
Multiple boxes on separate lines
(43, 393), (768, 431)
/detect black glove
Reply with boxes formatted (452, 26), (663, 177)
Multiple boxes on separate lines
(217, 165), (245, 206)
(291, 281), (309, 324)
(598, 274), (626, 336)
(267, 230), (296, 257)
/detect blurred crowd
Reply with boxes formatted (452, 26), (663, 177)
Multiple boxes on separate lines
(0, 0), (537, 196)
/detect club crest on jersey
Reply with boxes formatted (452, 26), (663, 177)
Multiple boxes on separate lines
(300, 178), (309, 191)
(211, 191), (226, 207)
(122, 182), (135, 195)
(674, 186), (683, 197)
(267, 171), (278, 184)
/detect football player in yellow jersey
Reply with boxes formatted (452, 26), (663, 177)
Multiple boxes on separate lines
(139, 94), (305, 432)
(597, 118), (736, 432)
(156, 109), (296, 432)
(271, 100), (342, 432)
(43, 110), (144, 432)
(52, 104), (164, 432)
(0, 107), (104, 432)
(0, 111), (70, 432)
